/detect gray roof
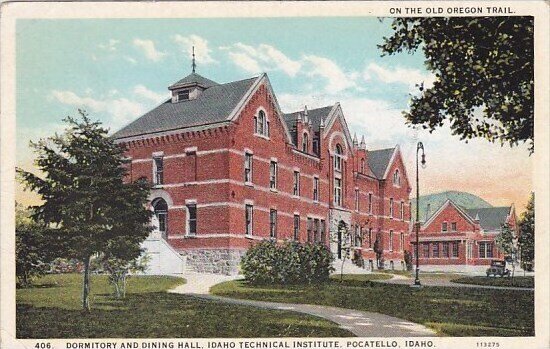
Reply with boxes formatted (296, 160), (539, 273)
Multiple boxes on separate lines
(169, 73), (219, 89)
(112, 75), (258, 139)
(282, 105), (333, 145)
(367, 147), (395, 179)
(464, 206), (511, 231)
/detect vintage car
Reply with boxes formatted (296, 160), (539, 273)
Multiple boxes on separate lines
(486, 260), (511, 277)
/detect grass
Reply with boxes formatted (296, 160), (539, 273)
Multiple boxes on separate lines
(17, 273), (352, 338)
(211, 275), (534, 337)
(451, 276), (534, 288)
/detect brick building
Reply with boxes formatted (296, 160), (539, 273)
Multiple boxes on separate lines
(113, 70), (412, 274)
(411, 199), (518, 272)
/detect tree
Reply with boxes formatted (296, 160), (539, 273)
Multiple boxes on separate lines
(495, 223), (518, 282)
(17, 111), (152, 311)
(518, 193), (534, 271)
(379, 17), (534, 153)
(333, 220), (352, 282)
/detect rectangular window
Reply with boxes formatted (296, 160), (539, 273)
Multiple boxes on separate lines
(320, 220), (326, 243)
(451, 222), (457, 232)
(244, 153), (253, 183)
(186, 204), (197, 236)
(293, 215), (300, 240)
(293, 171), (300, 196)
(432, 243), (440, 258)
(355, 189), (360, 211)
(313, 177), (319, 202)
(314, 219), (320, 242)
(334, 178), (342, 206)
(389, 230), (394, 251)
(355, 226), (362, 247)
(452, 242), (459, 258)
(368, 228), (373, 248)
(442, 222), (448, 232)
(423, 243), (430, 258)
(368, 193), (373, 214)
(153, 156), (164, 185)
(479, 242), (493, 258)
(307, 218), (313, 243)
(269, 161), (277, 190)
(177, 89), (190, 101)
(442, 242), (449, 258)
(312, 139), (319, 155)
(400, 202), (405, 221)
(389, 198), (394, 218)
(270, 209), (277, 239)
(400, 233), (405, 251)
(245, 204), (253, 236)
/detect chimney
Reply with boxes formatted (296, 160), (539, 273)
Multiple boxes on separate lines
(425, 203), (431, 221)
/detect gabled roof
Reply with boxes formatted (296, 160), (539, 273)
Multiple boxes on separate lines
(463, 206), (511, 231)
(112, 75), (259, 140)
(168, 72), (219, 90)
(367, 147), (395, 179)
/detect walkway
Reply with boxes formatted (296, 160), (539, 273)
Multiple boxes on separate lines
(169, 272), (436, 337)
(376, 275), (534, 291)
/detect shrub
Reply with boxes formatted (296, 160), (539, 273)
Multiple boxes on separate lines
(241, 240), (334, 285)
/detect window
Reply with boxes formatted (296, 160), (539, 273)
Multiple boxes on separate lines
(467, 242), (473, 259)
(451, 222), (457, 232)
(432, 243), (440, 258)
(368, 228), (373, 248)
(442, 222), (448, 232)
(389, 231), (394, 251)
(307, 218), (313, 242)
(313, 177), (319, 202)
(293, 215), (300, 240)
(334, 178), (342, 206)
(355, 226), (362, 247)
(153, 198), (168, 235)
(442, 242), (449, 258)
(314, 219), (320, 242)
(255, 110), (269, 137)
(269, 161), (277, 190)
(360, 158), (365, 173)
(244, 153), (253, 183)
(368, 193), (373, 214)
(320, 220), (326, 243)
(355, 189), (360, 211)
(153, 156), (164, 185)
(177, 89), (190, 101)
(393, 169), (401, 186)
(479, 242), (493, 258)
(452, 242), (459, 257)
(400, 232), (405, 251)
(423, 243), (430, 258)
(389, 198), (394, 218)
(293, 171), (300, 196)
(245, 204), (253, 235)
(269, 209), (277, 239)
(302, 133), (309, 153)
(186, 204), (197, 236)
(312, 139), (319, 155)
(400, 202), (405, 221)
(334, 144), (343, 172)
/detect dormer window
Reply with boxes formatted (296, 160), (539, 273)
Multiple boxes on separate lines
(302, 132), (309, 153)
(177, 89), (190, 102)
(393, 169), (401, 186)
(254, 109), (269, 137)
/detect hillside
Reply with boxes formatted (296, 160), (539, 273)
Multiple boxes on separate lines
(412, 191), (493, 221)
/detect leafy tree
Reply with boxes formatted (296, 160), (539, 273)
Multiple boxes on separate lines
(379, 17), (534, 153)
(332, 220), (352, 282)
(518, 193), (534, 271)
(495, 223), (517, 281)
(17, 111), (152, 311)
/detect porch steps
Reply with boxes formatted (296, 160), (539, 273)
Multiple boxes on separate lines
(140, 233), (187, 276)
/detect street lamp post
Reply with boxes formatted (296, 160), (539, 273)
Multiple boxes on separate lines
(414, 142), (426, 286)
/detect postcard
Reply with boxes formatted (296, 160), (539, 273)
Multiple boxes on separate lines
(1, 1), (548, 349)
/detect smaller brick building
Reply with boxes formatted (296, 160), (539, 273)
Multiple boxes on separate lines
(411, 199), (518, 272)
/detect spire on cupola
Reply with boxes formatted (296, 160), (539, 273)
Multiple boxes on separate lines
(353, 133), (359, 147)
(360, 135), (366, 149)
(191, 46), (197, 73)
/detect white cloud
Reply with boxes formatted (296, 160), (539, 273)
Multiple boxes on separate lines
(364, 63), (436, 92)
(133, 85), (169, 104)
(223, 43), (301, 77)
(302, 55), (357, 94)
(124, 56), (137, 64)
(133, 39), (166, 62)
(98, 39), (120, 52)
(51, 90), (145, 130)
(173, 34), (217, 65)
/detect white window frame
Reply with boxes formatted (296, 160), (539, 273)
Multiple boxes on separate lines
(334, 178), (342, 207)
(389, 198), (394, 218)
(400, 201), (405, 221)
(393, 169), (401, 187)
(442, 222), (448, 233)
(313, 177), (319, 202)
(244, 152), (253, 184)
(451, 222), (457, 232)
(269, 209), (277, 239)
(254, 109), (269, 138)
(269, 161), (278, 190)
(389, 230), (394, 251)
(245, 204), (254, 236)
(153, 156), (164, 186)
(186, 203), (197, 236)
(293, 171), (300, 196)
(334, 145), (343, 172)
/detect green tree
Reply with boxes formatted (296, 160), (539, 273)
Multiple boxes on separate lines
(518, 193), (534, 271)
(18, 111), (152, 311)
(379, 17), (534, 153)
(495, 223), (517, 281)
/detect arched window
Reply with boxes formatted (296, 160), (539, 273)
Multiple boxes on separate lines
(334, 144), (343, 172)
(393, 169), (401, 186)
(255, 110), (269, 137)
(152, 198), (168, 235)
(302, 132), (309, 152)
(258, 111), (265, 135)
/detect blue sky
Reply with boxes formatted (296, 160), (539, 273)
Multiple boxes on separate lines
(15, 18), (532, 209)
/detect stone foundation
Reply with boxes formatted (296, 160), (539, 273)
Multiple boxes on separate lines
(181, 249), (246, 275)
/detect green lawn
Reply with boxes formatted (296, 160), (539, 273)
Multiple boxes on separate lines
(211, 276), (534, 337)
(451, 276), (534, 288)
(17, 273), (351, 338)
